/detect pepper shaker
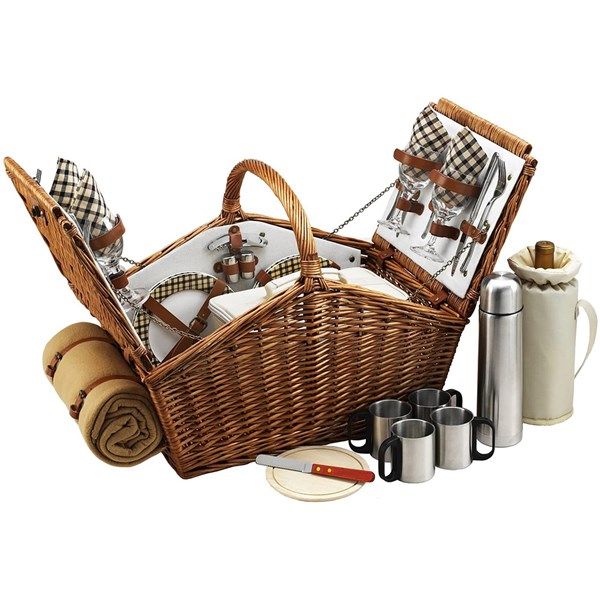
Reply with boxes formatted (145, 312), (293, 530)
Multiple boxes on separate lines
(477, 271), (523, 447)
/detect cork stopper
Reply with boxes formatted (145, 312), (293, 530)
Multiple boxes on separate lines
(534, 241), (555, 269)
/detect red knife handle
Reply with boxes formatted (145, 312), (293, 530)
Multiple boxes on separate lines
(311, 463), (375, 483)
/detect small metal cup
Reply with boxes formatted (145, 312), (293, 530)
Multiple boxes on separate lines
(431, 406), (495, 470)
(239, 251), (256, 280)
(347, 399), (412, 461)
(408, 387), (463, 422)
(222, 254), (240, 284)
(378, 419), (436, 483)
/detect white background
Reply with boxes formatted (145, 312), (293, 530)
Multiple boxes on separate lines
(1, 2), (598, 598)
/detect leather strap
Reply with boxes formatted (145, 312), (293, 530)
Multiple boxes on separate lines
(430, 289), (449, 306)
(375, 248), (395, 267)
(143, 296), (189, 332)
(396, 197), (424, 216)
(222, 261), (240, 277)
(164, 279), (229, 360)
(460, 220), (487, 244)
(70, 374), (139, 420)
(110, 271), (129, 290)
(46, 336), (115, 381)
(89, 215), (125, 251)
(239, 256), (257, 274)
(255, 269), (272, 286)
(228, 226), (243, 252)
(393, 148), (442, 172)
(430, 221), (460, 240)
(429, 170), (481, 198)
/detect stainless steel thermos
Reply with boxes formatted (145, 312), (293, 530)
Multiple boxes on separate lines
(477, 271), (523, 447)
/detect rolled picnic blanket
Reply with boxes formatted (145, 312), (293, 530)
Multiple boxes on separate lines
(43, 322), (163, 466)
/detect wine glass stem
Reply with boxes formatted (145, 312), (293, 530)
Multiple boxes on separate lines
(424, 234), (438, 248)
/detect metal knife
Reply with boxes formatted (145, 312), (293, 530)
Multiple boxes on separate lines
(450, 152), (499, 275)
(256, 454), (375, 483)
(459, 157), (507, 277)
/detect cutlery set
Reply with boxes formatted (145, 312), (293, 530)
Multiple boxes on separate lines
(377, 105), (514, 289)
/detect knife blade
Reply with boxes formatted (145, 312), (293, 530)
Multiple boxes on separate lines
(256, 454), (375, 483)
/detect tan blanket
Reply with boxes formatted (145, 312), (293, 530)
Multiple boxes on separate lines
(43, 322), (163, 466)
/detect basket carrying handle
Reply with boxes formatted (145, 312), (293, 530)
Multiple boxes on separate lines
(221, 159), (323, 282)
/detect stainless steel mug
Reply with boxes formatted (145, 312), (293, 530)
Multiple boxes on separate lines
(430, 406), (495, 470)
(408, 388), (463, 422)
(347, 399), (412, 460)
(378, 419), (436, 483)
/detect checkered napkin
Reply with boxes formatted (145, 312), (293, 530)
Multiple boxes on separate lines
(435, 128), (488, 208)
(49, 158), (80, 210)
(70, 169), (116, 241)
(402, 105), (451, 181)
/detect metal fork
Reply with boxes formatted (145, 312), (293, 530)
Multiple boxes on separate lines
(459, 157), (507, 276)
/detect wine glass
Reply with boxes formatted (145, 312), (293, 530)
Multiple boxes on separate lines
(84, 215), (149, 312)
(378, 145), (437, 236)
(410, 176), (472, 263)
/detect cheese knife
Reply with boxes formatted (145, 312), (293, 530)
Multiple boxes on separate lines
(256, 454), (375, 483)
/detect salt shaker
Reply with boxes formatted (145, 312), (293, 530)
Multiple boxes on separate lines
(477, 271), (523, 447)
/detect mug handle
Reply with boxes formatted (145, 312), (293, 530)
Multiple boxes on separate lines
(472, 416), (495, 461)
(444, 388), (463, 408)
(347, 410), (372, 453)
(378, 436), (402, 482)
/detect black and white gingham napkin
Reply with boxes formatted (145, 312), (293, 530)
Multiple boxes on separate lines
(49, 158), (80, 210)
(71, 169), (115, 240)
(69, 169), (122, 257)
(435, 128), (488, 208)
(402, 105), (451, 181)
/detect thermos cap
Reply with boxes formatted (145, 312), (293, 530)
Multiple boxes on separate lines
(480, 271), (523, 315)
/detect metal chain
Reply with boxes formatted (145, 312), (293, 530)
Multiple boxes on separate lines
(324, 180), (397, 239)
(115, 290), (206, 340)
(120, 256), (141, 266)
(407, 221), (491, 302)
(115, 184), (488, 339)
(114, 181), (397, 342)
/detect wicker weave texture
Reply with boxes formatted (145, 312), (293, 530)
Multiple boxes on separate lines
(146, 284), (463, 477)
(5, 98), (535, 478)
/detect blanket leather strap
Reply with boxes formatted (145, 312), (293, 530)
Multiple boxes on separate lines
(460, 220), (488, 244)
(46, 336), (116, 381)
(70, 375), (140, 420)
(430, 221), (460, 240)
(393, 148), (442, 172)
(428, 170), (481, 198)
(164, 279), (229, 361)
(89, 215), (125, 251)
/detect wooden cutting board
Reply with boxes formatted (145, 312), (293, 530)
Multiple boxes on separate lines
(264, 446), (371, 502)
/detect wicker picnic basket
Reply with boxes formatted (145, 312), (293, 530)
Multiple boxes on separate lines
(6, 98), (536, 478)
